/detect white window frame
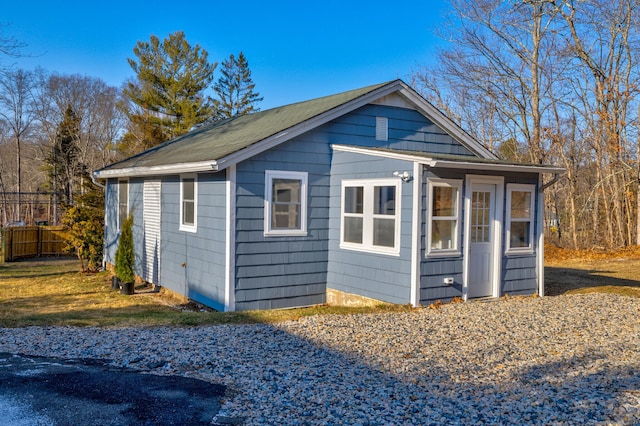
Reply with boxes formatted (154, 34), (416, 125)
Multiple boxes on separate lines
(426, 178), (463, 257)
(506, 183), (535, 254)
(264, 170), (308, 237)
(340, 178), (401, 256)
(179, 174), (197, 233)
(117, 179), (129, 231)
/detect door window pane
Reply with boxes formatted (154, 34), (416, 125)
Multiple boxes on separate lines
(471, 191), (491, 243)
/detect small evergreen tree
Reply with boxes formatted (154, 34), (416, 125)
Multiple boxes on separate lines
(61, 177), (104, 272)
(213, 52), (263, 120)
(114, 214), (135, 283)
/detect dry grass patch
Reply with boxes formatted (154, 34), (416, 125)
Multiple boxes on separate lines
(545, 244), (640, 297)
(0, 259), (412, 328)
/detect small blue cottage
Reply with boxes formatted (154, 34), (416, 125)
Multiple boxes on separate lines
(94, 80), (562, 311)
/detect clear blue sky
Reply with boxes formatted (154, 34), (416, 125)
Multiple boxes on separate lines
(4, 0), (447, 109)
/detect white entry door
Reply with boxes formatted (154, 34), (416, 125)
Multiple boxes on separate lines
(467, 183), (496, 298)
(143, 180), (161, 284)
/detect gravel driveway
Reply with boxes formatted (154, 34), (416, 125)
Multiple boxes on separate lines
(1, 293), (638, 425)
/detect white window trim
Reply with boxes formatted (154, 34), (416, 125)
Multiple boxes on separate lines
(117, 179), (129, 231)
(340, 178), (402, 256)
(426, 178), (463, 257)
(264, 170), (308, 237)
(506, 183), (536, 255)
(179, 174), (198, 233)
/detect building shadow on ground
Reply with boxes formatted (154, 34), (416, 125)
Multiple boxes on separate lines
(545, 266), (640, 296)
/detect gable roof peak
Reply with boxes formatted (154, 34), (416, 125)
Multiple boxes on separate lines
(94, 79), (495, 179)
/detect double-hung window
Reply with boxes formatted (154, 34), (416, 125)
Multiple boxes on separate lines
(117, 179), (128, 231)
(506, 184), (535, 254)
(427, 179), (462, 256)
(264, 170), (308, 236)
(341, 179), (401, 255)
(180, 175), (197, 232)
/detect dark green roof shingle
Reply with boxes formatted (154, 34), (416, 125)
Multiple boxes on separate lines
(98, 81), (393, 173)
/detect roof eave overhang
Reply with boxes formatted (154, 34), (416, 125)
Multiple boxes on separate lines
(94, 160), (219, 179)
(332, 145), (564, 174)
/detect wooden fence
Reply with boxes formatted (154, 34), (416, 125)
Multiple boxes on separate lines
(1, 226), (68, 262)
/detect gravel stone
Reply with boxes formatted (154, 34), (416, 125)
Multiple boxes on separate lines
(0, 293), (638, 425)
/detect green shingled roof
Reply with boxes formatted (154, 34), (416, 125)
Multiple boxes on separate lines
(98, 81), (394, 173)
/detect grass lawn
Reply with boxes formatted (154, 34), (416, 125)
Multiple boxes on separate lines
(544, 244), (640, 298)
(1, 250), (638, 328)
(0, 258), (410, 327)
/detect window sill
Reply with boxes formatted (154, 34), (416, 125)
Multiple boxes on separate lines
(505, 248), (534, 256)
(264, 230), (308, 237)
(339, 243), (400, 257)
(179, 225), (197, 233)
(426, 250), (462, 258)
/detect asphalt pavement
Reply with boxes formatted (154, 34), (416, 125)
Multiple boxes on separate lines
(0, 352), (227, 425)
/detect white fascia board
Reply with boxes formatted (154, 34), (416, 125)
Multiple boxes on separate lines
(332, 145), (429, 163)
(94, 160), (219, 179)
(396, 85), (499, 160)
(426, 159), (564, 174)
(214, 82), (405, 170)
(332, 145), (564, 174)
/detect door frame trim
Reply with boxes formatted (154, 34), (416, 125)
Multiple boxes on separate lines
(463, 175), (504, 300)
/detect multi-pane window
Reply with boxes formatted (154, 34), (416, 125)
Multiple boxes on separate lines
(471, 190), (491, 243)
(341, 179), (400, 255)
(118, 179), (128, 231)
(180, 176), (197, 232)
(427, 179), (462, 256)
(264, 170), (308, 236)
(506, 184), (535, 253)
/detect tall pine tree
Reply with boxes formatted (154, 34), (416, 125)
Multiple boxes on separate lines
(121, 31), (216, 154)
(48, 104), (85, 205)
(213, 52), (262, 120)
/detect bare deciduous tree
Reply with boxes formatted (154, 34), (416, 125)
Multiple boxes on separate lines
(0, 69), (34, 222)
(414, 0), (640, 248)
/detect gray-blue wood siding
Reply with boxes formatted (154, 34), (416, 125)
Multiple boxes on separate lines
(419, 167), (541, 305)
(233, 103), (469, 310)
(103, 103), (530, 311)
(326, 104), (476, 156)
(326, 150), (414, 304)
(234, 135), (330, 310)
(158, 173), (227, 311)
